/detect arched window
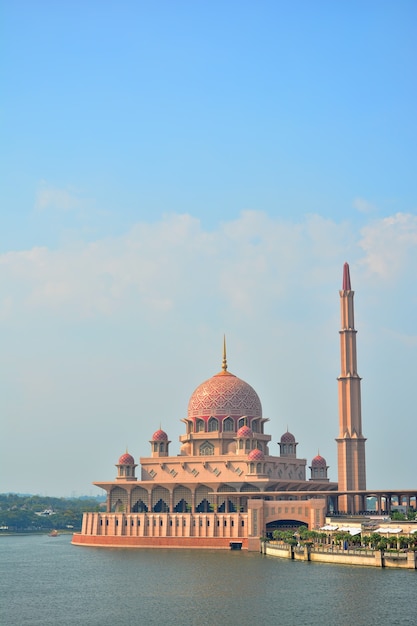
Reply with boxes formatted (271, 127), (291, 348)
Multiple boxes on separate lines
(196, 419), (205, 432)
(195, 485), (214, 513)
(208, 417), (219, 432)
(238, 417), (247, 429)
(110, 487), (128, 512)
(223, 417), (234, 432)
(256, 463), (262, 473)
(151, 486), (170, 512)
(131, 486), (149, 513)
(159, 442), (165, 452)
(199, 441), (214, 456)
(217, 485), (237, 513)
(240, 483), (260, 493)
(251, 419), (259, 433)
(173, 485), (192, 513)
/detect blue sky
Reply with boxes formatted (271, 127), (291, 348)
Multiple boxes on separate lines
(1, 1), (416, 495)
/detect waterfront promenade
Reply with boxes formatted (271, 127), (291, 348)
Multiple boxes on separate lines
(263, 541), (417, 569)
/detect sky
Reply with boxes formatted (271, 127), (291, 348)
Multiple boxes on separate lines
(1, 1), (416, 496)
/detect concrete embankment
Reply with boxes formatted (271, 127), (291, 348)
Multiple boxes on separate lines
(263, 542), (417, 569)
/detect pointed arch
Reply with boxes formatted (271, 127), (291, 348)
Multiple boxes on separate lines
(223, 417), (234, 432)
(195, 485), (214, 513)
(240, 483), (260, 492)
(151, 486), (170, 512)
(173, 485), (192, 513)
(131, 486), (149, 513)
(208, 417), (219, 432)
(217, 484), (237, 513)
(110, 487), (128, 512)
(199, 441), (214, 456)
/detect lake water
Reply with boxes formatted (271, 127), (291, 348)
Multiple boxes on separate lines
(1, 534), (416, 626)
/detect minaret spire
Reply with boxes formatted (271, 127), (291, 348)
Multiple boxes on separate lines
(222, 335), (228, 371)
(336, 262), (366, 513)
(342, 262), (351, 291)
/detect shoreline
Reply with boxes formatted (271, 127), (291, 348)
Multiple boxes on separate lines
(263, 541), (417, 569)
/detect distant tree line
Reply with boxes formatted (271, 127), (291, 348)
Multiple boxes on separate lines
(0, 493), (105, 532)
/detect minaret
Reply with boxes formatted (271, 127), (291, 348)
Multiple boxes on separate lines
(336, 263), (366, 513)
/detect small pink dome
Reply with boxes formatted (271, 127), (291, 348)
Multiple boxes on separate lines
(312, 454), (327, 467)
(248, 448), (264, 461)
(237, 425), (253, 438)
(280, 431), (296, 443)
(152, 429), (168, 441)
(118, 453), (135, 465)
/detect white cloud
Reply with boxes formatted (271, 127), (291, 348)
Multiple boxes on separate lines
(2, 210), (416, 324)
(35, 181), (83, 211)
(359, 212), (417, 280)
(0, 212), (354, 320)
(353, 197), (377, 213)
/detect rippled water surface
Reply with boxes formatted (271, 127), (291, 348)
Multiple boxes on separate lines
(1, 535), (416, 625)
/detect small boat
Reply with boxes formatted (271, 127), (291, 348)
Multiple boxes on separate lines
(48, 529), (59, 537)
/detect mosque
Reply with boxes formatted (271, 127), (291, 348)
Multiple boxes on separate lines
(72, 263), (367, 550)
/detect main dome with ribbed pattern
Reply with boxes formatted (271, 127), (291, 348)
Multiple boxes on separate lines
(187, 370), (262, 420)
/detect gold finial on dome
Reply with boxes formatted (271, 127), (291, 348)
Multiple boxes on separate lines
(222, 335), (228, 371)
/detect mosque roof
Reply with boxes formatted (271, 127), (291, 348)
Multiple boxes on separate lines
(152, 429), (168, 441)
(280, 430), (296, 443)
(118, 453), (135, 465)
(237, 425), (253, 438)
(248, 448), (265, 461)
(187, 338), (262, 420)
(311, 454), (327, 467)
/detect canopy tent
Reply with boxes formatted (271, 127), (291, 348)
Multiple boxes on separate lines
(338, 526), (361, 536)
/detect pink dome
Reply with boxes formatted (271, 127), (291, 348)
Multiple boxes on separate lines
(311, 454), (327, 467)
(152, 429), (168, 441)
(188, 370), (262, 420)
(118, 453), (135, 465)
(237, 425), (253, 438)
(280, 431), (296, 443)
(248, 448), (265, 461)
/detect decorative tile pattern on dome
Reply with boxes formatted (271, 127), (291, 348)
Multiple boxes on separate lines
(248, 448), (264, 461)
(311, 455), (327, 467)
(237, 425), (253, 438)
(118, 453), (135, 465)
(152, 429), (168, 441)
(280, 431), (296, 443)
(188, 373), (262, 419)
